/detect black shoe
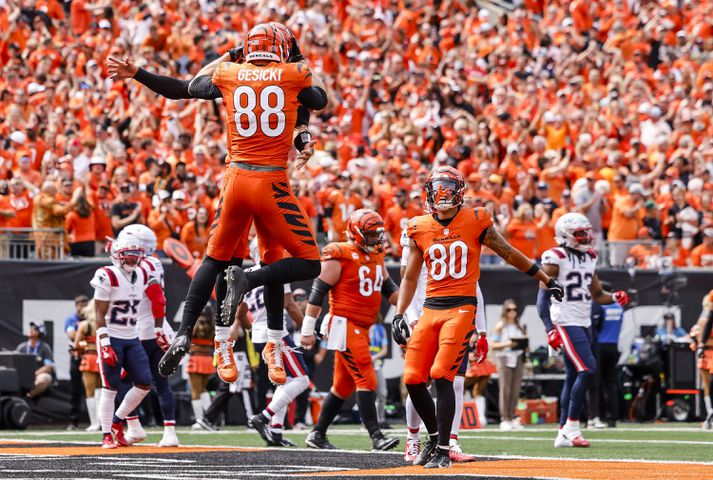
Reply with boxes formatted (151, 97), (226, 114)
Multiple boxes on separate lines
(158, 334), (191, 377)
(306, 430), (336, 450)
(379, 422), (392, 430)
(371, 431), (399, 451)
(413, 437), (438, 466)
(222, 266), (249, 324)
(424, 449), (451, 469)
(196, 417), (218, 432)
(248, 413), (273, 444)
(268, 432), (297, 447)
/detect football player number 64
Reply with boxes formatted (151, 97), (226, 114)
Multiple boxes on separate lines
(233, 85), (286, 138)
(428, 241), (468, 280)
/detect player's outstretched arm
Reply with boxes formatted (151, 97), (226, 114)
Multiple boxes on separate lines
(590, 273), (629, 306)
(301, 259), (341, 349)
(108, 56), (196, 100)
(187, 52), (232, 99)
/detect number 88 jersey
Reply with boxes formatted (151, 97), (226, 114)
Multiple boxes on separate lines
(407, 208), (493, 303)
(541, 247), (598, 327)
(90, 265), (149, 339)
(321, 242), (386, 328)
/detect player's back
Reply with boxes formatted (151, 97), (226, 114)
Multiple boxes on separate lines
(542, 246), (597, 327)
(322, 242), (385, 327)
(407, 207), (493, 304)
(212, 61), (312, 168)
(90, 265), (147, 339)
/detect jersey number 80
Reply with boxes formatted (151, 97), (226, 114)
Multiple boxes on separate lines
(428, 241), (468, 281)
(234, 86), (286, 138)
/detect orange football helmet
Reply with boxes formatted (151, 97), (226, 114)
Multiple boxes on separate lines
(269, 22), (294, 61)
(244, 23), (287, 63)
(425, 166), (465, 212)
(346, 209), (386, 254)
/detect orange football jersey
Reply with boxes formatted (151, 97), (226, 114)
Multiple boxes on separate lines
(407, 207), (493, 299)
(212, 61), (313, 167)
(321, 242), (386, 327)
(326, 190), (363, 241)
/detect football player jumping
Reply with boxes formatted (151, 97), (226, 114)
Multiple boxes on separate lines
(400, 227), (487, 463)
(394, 166), (564, 468)
(113, 225), (178, 447)
(301, 209), (400, 452)
(90, 235), (167, 448)
(537, 213), (629, 448)
(108, 23), (327, 387)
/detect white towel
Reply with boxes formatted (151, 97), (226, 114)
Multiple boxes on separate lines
(326, 315), (348, 352)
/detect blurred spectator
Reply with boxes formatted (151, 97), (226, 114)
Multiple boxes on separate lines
(65, 294), (89, 430)
(574, 173), (608, 250)
(16, 322), (54, 400)
(33, 181), (78, 259)
(369, 315), (389, 429)
(384, 188), (419, 257)
(180, 206), (210, 259)
(110, 183), (142, 237)
(492, 299), (526, 431)
(691, 228), (713, 267)
(506, 203), (537, 259)
(148, 190), (182, 254)
(8, 178), (32, 228)
(642, 200), (663, 240)
(656, 313), (689, 345)
(609, 184), (645, 266)
(65, 189), (97, 257)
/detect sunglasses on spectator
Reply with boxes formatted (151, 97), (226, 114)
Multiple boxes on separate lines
(506, 307), (517, 312)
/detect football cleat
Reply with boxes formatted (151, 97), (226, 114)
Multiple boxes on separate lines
(268, 432), (297, 447)
(158, 431), (180, 447)
(195, 417), (219, 432)
(158, 334), (191, 377)
(703, 411), (713, 430)
(554, 430), (573, 448)
(306, 430), (336, 450)
(248, 413), (273, 445)
(449, 443), (477, 463)
(569, 434), (590, 448)
(370, 431), (399, 451)
(111, 422), (130, 447)
(587, 417), (607, 429)
(413, 437), (438, 466)
(262, 341), (287, 385)
(404, 438), (421, 462)
(101, 433), (118, 449)
(424, 449), (451, 469)
(223, 266), (249, 319)
(214, 339), (238, 383)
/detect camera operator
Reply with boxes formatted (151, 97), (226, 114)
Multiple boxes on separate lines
(16, 323), (55, 400)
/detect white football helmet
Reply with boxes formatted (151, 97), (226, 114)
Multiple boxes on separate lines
(118, 224), (157, 255)
(111, 235), (145, 273)
(554, 212), (593, 252)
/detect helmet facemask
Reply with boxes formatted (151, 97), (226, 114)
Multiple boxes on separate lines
(426, 178), (464, 212)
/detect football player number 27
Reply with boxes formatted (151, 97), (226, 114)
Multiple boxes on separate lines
(358, 265), (383, 296)
(428, 241), (468, 280)
(234, 86), (286, 137)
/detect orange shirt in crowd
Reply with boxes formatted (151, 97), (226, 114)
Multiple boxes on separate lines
(609, 195), (644, 241)
(148, 210), (183, 250)
(180, 221), (209, 259)
(536, 217), (557, 257)
(383, 203), (421, 257)
(325, 190), (363, 241)
(691, 243), (713, 267)
(506, 218), (538, 259)
(65, 211), (96, 244)
(0, 195), (14, 228)
(8, 192), (32, 228)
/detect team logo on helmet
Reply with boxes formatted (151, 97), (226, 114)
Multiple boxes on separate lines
(347, 209), (386, 254)
(425, 166), (465, 212)
(245, 23), (287, 63)
(554, 212), (594, 253)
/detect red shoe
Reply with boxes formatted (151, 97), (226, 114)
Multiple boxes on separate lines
(570, 434), (590, 448)
(101, 433), (118, 449)
(111, 422), (130, 447)
(449, 444), (477, 463)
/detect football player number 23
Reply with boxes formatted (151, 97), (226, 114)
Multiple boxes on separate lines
(110, 300), (140, 325)
(428, 241), (468, 280)
(234, 86), (286, 137)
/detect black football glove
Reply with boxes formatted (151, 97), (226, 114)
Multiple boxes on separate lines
(289, 34), (304, 62)
(546, 278), (565, 302)
(228, 42), (244, 63)
(392, 314), (411, 346)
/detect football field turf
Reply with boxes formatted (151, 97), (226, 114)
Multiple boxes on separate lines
(0, 423), (711, 479)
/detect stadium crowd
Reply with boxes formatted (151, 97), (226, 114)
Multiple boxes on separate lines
(0, 0), (712, 266)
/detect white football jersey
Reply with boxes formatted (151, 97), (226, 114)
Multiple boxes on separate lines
(541, 246), (597, 328)
(137, 256), (164, 340)
(244, 266), (290, 344)
(400, 229), (486, 331)
(90, 265), (148, 340)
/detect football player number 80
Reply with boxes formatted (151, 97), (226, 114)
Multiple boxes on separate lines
(428, 241), (468, 280)
(233, 85), (286, 137)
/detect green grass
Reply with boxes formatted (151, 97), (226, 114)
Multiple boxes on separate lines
(2, 423), (712, 463)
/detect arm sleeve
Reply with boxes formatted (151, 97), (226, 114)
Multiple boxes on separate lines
(134, 68), (193, 100)
(296, 105), (310, 127)
(298, 86), (328, 110)
(145, 282), (166, 320)
(187, 75), (222, 100)
(475, 283), (487, 333)
(537, 288), (554, 332)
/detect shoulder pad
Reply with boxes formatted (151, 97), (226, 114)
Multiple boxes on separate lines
(541, 247), (565, 265)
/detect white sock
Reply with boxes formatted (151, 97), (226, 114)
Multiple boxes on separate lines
(86, 396), (98, 427)
(115, 387), (149, 420)
(215, 326), (230, 342)
(475, 396), (487, 426)
(406, 395), (421, 440)
(192, 399), (203, 421)
(271, 406), (287, 434)
(266, 376), (309, 417)
(242, 389), (253, 417)
(126, 416), (142, 432)
(705, 395), (712, 415)
(451, 375), (465, 437)
(565, 418), (580, 432)
(449, 435), (458, 447)
(95, 389), (102, 420)
(200, 391), (211, 412)
(267, 329), (283, 344)
(100, 389), (117, 434)
(163, 423), (176, 435)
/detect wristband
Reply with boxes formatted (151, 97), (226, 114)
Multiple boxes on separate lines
(154, 327), (164, 334)
(301, 315), (317, 336)
(294, 129), (312, 152)
(97, 327), (111, 347)
(526, 263), (540, 276)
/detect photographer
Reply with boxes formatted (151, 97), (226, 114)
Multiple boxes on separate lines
(15, 323), (55, 400)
